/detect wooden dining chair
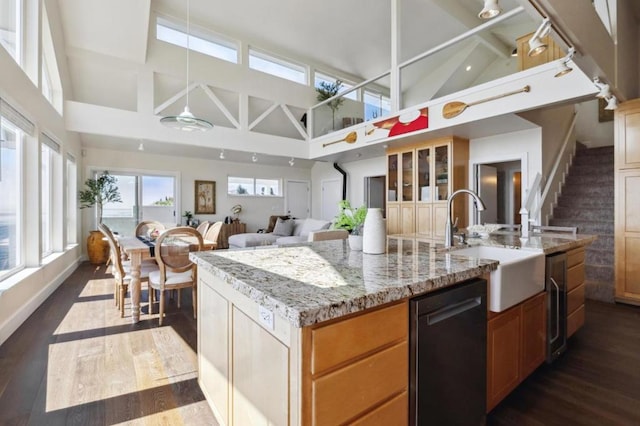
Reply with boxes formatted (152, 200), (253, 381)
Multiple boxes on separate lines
(100, 223), (159, 317)
(196, 221), (210, 237)
(148, 226), (203, 325)
(204, 221), (223, 249)
(135, 220), (166, 237)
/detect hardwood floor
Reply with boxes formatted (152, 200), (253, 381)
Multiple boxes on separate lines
(0, 262), (217, 425)
(1, 264), (639, 425)
(488, 299), (640, 426)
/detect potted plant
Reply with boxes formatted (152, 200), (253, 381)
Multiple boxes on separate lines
(316, 79), (344, 130)
(183, 210), (194, 226)
(79, 171), (122, 264)
(333, 200), (367, 251)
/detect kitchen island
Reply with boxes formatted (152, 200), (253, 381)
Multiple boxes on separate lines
(190, 233), (596, 425)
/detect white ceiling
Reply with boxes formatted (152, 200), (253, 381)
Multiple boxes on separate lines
(55, 0), (612, 163)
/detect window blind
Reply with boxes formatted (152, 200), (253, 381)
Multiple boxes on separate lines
(0, 97), (35, 136)
(41, 132), (61, 154)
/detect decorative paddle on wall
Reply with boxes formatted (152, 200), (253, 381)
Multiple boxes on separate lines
(442, 85), (531, 119)
(323, 131), (357, 148)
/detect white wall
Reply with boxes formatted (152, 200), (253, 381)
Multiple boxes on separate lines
(82, 148), (312, 233)
(310, 156), (386, 219)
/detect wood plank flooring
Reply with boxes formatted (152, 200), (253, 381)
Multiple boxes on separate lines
(488, 299), (640, 425)
(0, 262), (217, 425)
(1, 263), (639, 425)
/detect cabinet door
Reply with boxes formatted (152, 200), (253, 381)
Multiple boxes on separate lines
(615, 169), (640, 303)
(416, 205), (432, 236)
(520, 293), (546, 379)
(401, 151), (414, 202)
(432, 204), (448, 240)
(387, 154), (399, 202)
(416, 147), (431, 202)
(400, 205), (415, 234)
(434, 144), (450, 202)
(615, 104), (640, 169)
(387, 204), (400, 235)
(487, 307), (521, 412)
(232, 307), (289, 426)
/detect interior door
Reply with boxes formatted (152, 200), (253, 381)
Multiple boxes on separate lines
(477, 165), (498, 224)
(285, 180), (310, 218)
(321, 179), (342, 221)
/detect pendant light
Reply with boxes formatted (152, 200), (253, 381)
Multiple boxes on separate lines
(160, 0), (213, 131)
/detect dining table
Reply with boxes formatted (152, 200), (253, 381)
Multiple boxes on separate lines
(117, 235), (216, 323)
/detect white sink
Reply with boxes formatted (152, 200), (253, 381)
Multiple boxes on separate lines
(452, 246), (545, 312)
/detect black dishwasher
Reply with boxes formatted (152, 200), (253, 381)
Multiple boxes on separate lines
(409, 278), (487, 426)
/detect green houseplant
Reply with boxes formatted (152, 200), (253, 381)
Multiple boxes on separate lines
(333, 200), (367, 251)
(316, 80), (344, 130)
(79, 171), (122, 264)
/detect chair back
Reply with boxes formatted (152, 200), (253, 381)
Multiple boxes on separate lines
(98, 223), (125, 278)
(204, 221), (223, 246)
(154, 226), (204, 275)
(196, 221), (210, 236)
(135, 220), (166, 237)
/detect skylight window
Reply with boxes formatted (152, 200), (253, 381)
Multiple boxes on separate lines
(156, 17), (238, 64)
(249, 48), (307, 85)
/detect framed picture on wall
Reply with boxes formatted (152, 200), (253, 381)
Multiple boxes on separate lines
(195, 180), (216, 214)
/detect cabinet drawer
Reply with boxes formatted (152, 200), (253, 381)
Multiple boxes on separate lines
(567, 304), (585, 338)
(309, 302), (407, 375)
(567, 263), (585, 291)
(567, 284), (585, 314)
(567, 248), (585, 268)
(312, 341), (408, 425)
(350, 391), (408, 426)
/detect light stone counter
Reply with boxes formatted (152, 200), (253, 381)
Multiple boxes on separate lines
(191, 238), (498, 327)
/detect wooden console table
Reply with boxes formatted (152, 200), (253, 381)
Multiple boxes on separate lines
(218, 221), (246, 249)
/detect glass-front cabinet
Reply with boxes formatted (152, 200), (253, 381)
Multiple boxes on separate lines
(386, 137), (469, 238)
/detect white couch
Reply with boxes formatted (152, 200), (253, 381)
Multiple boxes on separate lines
(228, 218), (346, 248)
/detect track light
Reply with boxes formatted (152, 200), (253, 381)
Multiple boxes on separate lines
(604, 95), (618, 110)
(252, 153), (258, 162)
(138, 142), (144, 151)
(554, 47), (575, 78)
(511, 48), (518, 57)
(528, 18), (551, 57)
(593, 77), (611, 98)
(478, 0), (501, 19)
(289, 157), (295, 167)
(219, 149), (225, 160)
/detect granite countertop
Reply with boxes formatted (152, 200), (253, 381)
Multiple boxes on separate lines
(191, 232), (596, 328)
(191, 238), (498, 327)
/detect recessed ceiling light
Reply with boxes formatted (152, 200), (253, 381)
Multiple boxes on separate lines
(252, 153), (258, 162)
(219, 149), (225, 160)
(466, 65), (472, 71)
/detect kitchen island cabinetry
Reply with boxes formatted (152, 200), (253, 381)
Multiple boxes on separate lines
(487, 291), (546, 412)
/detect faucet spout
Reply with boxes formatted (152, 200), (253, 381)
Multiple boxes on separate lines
(444, 189), (487, 248)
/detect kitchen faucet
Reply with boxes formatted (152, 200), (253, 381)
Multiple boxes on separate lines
(444, 189), (487, 248)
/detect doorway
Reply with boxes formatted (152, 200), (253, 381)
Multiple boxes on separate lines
(365, 175), (386, 217)
(321, 179), (342, 221)
(472, 158), (524, 226)
(285, 180), (310, 219)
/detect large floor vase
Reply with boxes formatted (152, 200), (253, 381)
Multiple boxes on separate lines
(87, 230), (109, 264)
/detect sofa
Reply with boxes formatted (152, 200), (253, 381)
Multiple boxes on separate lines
(228, 217), (347, 248)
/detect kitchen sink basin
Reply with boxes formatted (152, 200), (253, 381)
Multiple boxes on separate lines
(452, 246), (545, 312)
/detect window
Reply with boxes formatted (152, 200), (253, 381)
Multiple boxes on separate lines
(315, 72), (357, 101)
(156, 17), (238, 64)
(364, 89), (391, 120)
(0, 119), (23, 280)
(249, 48), (307, 84)
(41, 137), (59, 257)
(100, 171), (177, 236)
(228, 177), (281, 197)
(66, 155), (77, 245)
(41, 3), (63, 113)
(0, 0), (21, 64)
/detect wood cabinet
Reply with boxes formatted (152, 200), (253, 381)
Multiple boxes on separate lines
(566, 247), (586, 337)
(615, 99), (640, 305)
(516, 32), (564, 71)
(218, 221), (246, 249)
(386, 137), (469, 238)
(487, 292), (546, 412)
(198, 267), (408, 426)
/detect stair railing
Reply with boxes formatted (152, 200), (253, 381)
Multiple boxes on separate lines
(538, 111), (579, 226)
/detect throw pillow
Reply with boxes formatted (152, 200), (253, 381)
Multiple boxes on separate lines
(273, 218), (294, 236)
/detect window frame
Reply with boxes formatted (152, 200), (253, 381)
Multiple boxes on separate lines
(227, 176), (283, 198)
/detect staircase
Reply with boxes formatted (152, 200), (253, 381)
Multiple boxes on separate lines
(549, 145), (615, 302)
